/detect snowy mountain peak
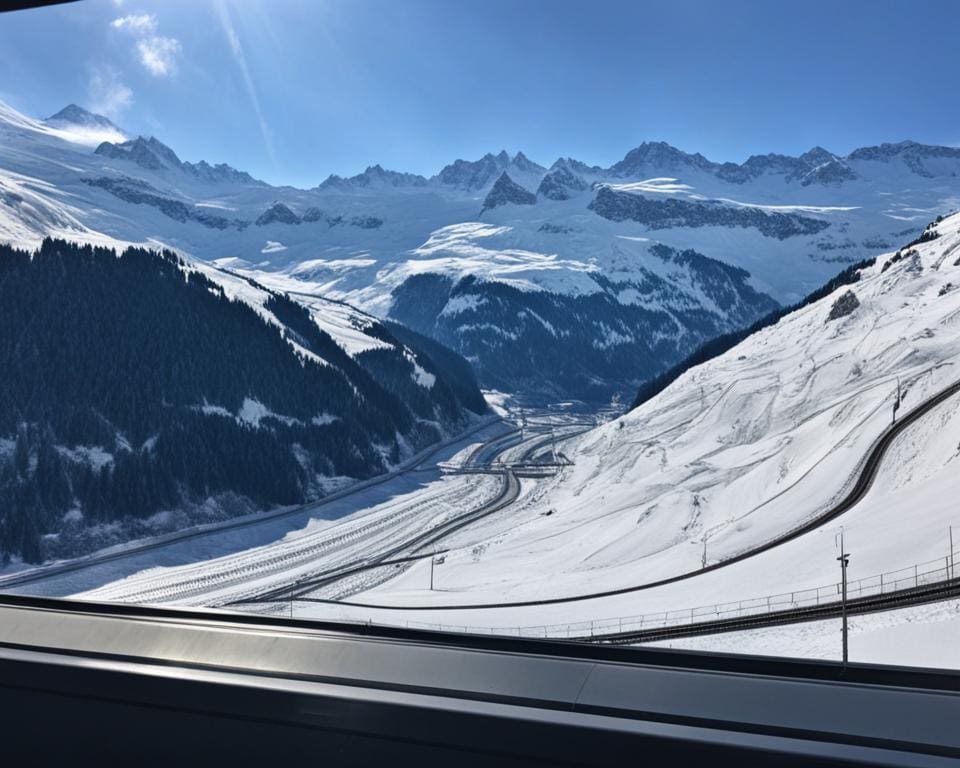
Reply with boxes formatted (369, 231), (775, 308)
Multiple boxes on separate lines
(46, 104), (123, 135)
(480, 171), (537, 212)
(511, 150), (545, 174)
(609, 141), (715, 176)
(799, 145), (838, 166)
(255, 202), (301, 226)
(549, 156), (603, 176)
(537, 164), (589, 200)
(94, 135), (262, 186)
(846, 141), (960, 180)
(317, 163), (428, 191)
(95, 136), (182, 171)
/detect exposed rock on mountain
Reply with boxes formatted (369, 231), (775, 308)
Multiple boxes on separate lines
(256, 202), (301, 226)
(589, 185), (831, 239)
(481, 172), (537, 212)
(537, 165), (588, 200)
(827, 289), (860, 320)
(95, 136), (263, 186)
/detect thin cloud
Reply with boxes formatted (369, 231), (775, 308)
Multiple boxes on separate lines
(137, 36), (181, 77)
(110, 13), (156, 33)
(110, 12), (180, 78)
(215, 0), (276, 163)
(87, 65), (134, 119)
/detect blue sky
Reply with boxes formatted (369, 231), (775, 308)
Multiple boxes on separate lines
(0, 0), (956, 187)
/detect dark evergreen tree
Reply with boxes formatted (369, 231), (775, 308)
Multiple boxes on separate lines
(0, 239), (485, 562)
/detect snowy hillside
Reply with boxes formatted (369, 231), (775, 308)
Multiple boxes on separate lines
(305, 211), (960, 635)
(0, 238), (487, 565)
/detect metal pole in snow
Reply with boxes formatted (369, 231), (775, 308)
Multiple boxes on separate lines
(430, 557), (434, 591)
(836, 528), (850, 666)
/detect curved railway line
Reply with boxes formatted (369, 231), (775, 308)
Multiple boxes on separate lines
(311, 376), (960, 612)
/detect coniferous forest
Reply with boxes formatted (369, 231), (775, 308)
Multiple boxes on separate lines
(0, 239), (486, 563)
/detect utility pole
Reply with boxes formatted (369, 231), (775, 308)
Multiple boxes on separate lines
(836, 528), (851, 665)
(701, 536), (708, 569)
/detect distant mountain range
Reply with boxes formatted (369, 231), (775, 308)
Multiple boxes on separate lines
(1, 100), (957, 401)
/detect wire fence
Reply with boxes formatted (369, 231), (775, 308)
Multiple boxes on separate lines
(238, 540), (960, 642)
(403, 546), (960, 640)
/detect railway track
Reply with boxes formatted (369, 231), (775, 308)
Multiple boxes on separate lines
(321, 375), (960, 612)
(243, 470), (521, 602)
(234, 421), (591, 603)
(0, 416), (504, 593)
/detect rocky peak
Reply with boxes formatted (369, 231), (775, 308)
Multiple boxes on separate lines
(799, 146), (837, 167)
(319, 164), (427, 190)
(481, 172), (537, 212)
(436, 151), (512, 191)
(255, 202), (301, 226)
(537, 165), (588, 200)
(608, 141), (715, 177)
(95, 136), (178, 171)
(511, 151), (546, 174)
(46, 104), (122, 134)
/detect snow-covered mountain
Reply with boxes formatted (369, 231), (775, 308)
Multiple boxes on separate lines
(0, 237), (487, 564)
(45, 104), (126, 144)
(1, 99), (957, 400)
(315, 211), (960, 628)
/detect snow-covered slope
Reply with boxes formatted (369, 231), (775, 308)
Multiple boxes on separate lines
(1, 99), (957, 399)
(319, 212), (960, 622)
(0, 237), (488, 564)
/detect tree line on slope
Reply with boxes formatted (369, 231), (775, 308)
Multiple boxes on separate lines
(0, 239), (485, 563)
